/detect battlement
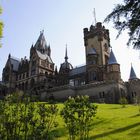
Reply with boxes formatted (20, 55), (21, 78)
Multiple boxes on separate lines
(83, 22), (110, 42)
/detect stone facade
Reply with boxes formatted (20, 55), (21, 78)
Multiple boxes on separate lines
(1, 22), (140, 103)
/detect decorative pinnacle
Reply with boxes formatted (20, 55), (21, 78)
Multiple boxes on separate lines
(65, 44), (68, 62)
(40, 29), (44, 34)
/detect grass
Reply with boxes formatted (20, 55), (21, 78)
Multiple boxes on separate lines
(52, 104), (140, 140)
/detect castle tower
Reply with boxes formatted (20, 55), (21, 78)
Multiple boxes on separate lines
(58, 47), (73, 85)
(129, 64), (138, 81)
(59, 47), (73, 74)
(29, 31), (54, 85)
(83, 22), (110, 66)
(107, 49), (121, 81)
(83, 22), (110, 83)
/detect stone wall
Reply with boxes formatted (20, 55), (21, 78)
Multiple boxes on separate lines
(40, 81), (126, 103)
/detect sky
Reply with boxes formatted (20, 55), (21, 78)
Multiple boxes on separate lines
(0, 0), (140, 81)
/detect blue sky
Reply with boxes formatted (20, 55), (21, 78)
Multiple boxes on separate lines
(0, 0), (140, 81)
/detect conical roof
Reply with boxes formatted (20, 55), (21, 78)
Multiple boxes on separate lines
(129, 64), (137, 80)
(108, 49), (118, 65)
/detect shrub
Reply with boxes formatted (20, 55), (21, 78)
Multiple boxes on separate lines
(119, 97), (128, 108)
(61, 95), (97, 140)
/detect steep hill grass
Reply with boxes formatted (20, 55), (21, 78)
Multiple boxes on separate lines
(53, 104), (140, 140)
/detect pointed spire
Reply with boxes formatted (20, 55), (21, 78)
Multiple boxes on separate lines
(108, 49), (118, 65)
(8, 53), (11, 59)
(65, 44), (68, 62)
(129, 64), (137, 80)
(34, 30), (47, 51)
(55, 66), (58, 75)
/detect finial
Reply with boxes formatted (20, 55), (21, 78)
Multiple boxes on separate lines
(92, 8), (97, 25)
(65, 44), (68, 62)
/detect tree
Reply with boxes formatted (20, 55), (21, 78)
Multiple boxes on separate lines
(61, 96), (97, 140)
(104, 0), (140, 49)
(0, 6), (3, 47)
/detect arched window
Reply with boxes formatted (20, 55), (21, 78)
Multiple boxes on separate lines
(25, 81), (28, 90)
(22, 83), (24, 90)
(30, 78), (35, 87)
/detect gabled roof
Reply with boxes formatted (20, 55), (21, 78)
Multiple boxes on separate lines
(36, 50), (53, 63)
(9, 57), (20, 71)
(129, 65), (137, 80)
(34, 31), (48, 50)
(108, 49), (118, 65)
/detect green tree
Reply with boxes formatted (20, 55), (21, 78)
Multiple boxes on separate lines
(61, 96), (97, 140)
(104, 0), (140, 49)
(0, 6), (3, 47)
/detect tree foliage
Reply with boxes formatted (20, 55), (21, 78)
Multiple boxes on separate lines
(0, 6), (3, 47)
(104, 0), (140, 49)
(0, 92), (58, 140)
(61, 96), (97, 140)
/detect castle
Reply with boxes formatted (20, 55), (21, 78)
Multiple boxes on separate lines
(1, 22), (140, 103)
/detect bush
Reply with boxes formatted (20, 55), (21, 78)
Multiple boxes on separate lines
(119, 97), (128, 108)
(0, 92), (58, 140)
(61, 95), (97, 140)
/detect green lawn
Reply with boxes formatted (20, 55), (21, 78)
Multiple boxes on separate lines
(53, 104), (140, 140)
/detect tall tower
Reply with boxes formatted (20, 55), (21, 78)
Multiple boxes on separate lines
(83, 22), (110, 83)
(58, 47), (73, 85)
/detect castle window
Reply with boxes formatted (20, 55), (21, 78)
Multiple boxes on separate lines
(92, 72), (97, 80)
(50, 64), (54, 69)
(26, 72), (29, 78)
(32, 60), (36, 67)
(41, 60), (45, 67)
(19, 75), (21, 80)
(109, 66), (113, 71)
(30, 78), (35, 87)
(93, 60), (96, 64)
(22, 83), (24, 90)
(24, 81), (28, 90)
(104, 43), (108, 52)
(99, 92), (105, 98)
(23, 73), (25, 79)
(31, 69), (36, 76)
(40, 70), (43, 74)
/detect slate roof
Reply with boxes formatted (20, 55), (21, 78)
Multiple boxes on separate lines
(87, 47), (97, 55)
(70, 65), (86, 76)
(36, 50), (53, 63)
(129, 65), (137, 80)
(34, 31), (48, 50)
(10, 57), (20, 71)
(60, 62), (73, 70)
(108, 49), (118, 64)
(59, 47), (73, 71)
